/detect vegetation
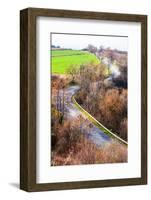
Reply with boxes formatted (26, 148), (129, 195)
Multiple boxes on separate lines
(75, 62), (128, 141)
(72, 95), (127, 145)
(51, 49), (100, 74)
(51, 44), (128, 166)
(52, 50), (84, 57)
(51, 118), (127, 166)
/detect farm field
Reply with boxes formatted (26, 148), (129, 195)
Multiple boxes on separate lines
(52, 50), (84, 57)
(51, 49), (100, 74)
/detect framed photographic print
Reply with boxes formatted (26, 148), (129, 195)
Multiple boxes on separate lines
(20, 8), (147, 191)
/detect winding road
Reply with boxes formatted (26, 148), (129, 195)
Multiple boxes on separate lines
(59, 85), (111, 146)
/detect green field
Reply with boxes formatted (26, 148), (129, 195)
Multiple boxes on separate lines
(51, 50), (100, 74)
(52, 50), (84, 57)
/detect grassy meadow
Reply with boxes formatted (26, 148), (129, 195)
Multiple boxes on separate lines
(51, 49), (100, 74)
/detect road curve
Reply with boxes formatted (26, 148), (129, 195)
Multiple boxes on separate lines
(59, 85), (111, 146)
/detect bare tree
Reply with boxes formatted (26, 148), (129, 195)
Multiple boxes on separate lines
(98, 45), (104, 53)
(67, 65), (78, 83)
(87, 44), (97, 54)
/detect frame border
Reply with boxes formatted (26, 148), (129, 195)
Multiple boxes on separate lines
(20, 7), (147, 192)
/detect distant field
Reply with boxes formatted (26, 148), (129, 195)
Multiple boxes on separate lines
(52, 50), (84, 57)
(51, 50), (100, 74)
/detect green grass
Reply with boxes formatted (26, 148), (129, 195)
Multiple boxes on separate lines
(51, 50), (100, 74)
(52, 50), (85, 57)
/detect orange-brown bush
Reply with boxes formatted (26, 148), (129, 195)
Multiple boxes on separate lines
(51, 117), (127, 166)
(119, 118), (127, 140)
(52, 74), (71, 91)
(99, 88), (127, 140)
(52, 118), (84, 156)
(76, 87), (128, 141)
(52, 136), (127, 166)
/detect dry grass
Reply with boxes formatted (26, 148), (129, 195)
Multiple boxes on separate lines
(51, 118), (127, 166)
(51, 91), (127, 166)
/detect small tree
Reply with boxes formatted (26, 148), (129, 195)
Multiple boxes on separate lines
(67, 65), (78, 83)
(99, 45), (104, 52)
(87, 44), (97, 54)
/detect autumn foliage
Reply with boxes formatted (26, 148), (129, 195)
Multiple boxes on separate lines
(51, 47), (128, 166)
(51, 118), (127, 166)
(76, 61), (128, 141)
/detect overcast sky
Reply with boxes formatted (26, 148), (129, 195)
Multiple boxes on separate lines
(51, 33), (128, 51)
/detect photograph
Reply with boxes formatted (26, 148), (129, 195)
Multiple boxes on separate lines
(51, 33), (128, 166)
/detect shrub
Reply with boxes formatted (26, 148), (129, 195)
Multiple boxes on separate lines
(52, 138), (127, 166)
(98, 88), (127, 140)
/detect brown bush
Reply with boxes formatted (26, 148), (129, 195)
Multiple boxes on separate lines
(76, 87), (127, 141)
(52, 119), (83, 155)
(51, 115), (127, 166)
(75, 89), (87, 105)
(98, 88), (127, 140)
(119, 118), (127, 141)
(75, 87), (128, 143)
(52, 137), (127, 166)
(52, 75), (70, 91)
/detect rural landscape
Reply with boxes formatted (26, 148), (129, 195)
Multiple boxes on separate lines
(51, 33), (128, 166)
